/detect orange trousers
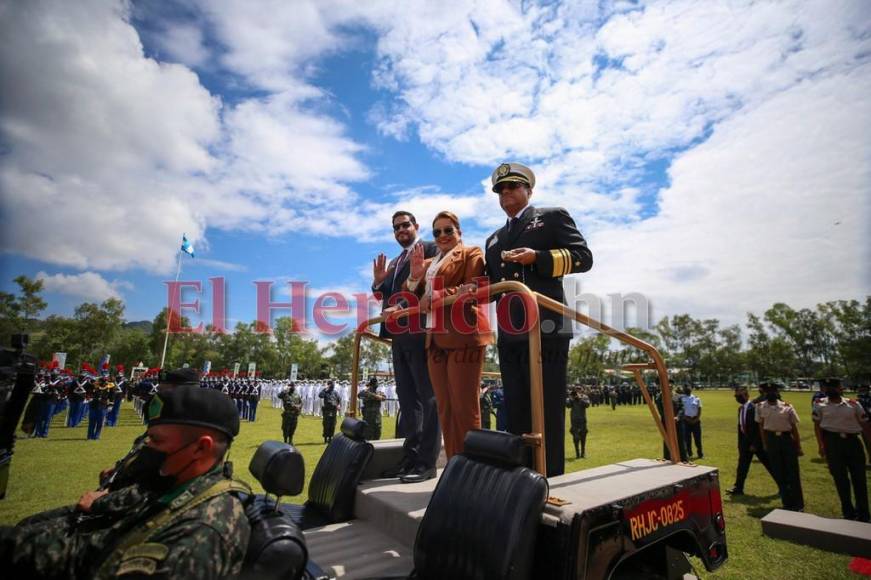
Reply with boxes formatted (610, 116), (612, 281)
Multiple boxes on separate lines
(427, 345), (485, 459)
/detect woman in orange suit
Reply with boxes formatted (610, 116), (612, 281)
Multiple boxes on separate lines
(406, 211), (494, 459)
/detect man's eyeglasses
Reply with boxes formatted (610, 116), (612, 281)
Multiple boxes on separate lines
(432, 226), (456, 238)
(393, 221), (414, 231)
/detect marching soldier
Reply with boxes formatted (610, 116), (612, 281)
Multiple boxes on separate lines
(479, 383), (494, 430)
(318, 380), (341, 444)
(278, 382), (302, 445)
(87, 377), (113, 440)
(359, 377), (386, 441)
(812, 378), (870, 521)
(756, 382), (804, 511)
(566, 387), (590, 458)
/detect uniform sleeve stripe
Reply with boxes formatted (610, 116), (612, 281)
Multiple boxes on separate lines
(560, 249), (571, 276)
(550, 249), (563, 277)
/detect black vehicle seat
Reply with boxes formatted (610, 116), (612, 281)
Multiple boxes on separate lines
(412, 430), (548, 580)
(283, 417), (374, 530)
(241, 440), (308, 580)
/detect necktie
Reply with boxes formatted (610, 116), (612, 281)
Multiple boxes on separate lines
(508, 217), (519, 235)
(392, 249), (409, 291)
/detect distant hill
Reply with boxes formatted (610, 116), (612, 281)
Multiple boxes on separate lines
(123, 320), (153, 334)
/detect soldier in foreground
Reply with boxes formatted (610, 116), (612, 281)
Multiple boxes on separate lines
(279, 381), (303, 445)
(0, 385), (251, 578)
(359, 377), (386, 440)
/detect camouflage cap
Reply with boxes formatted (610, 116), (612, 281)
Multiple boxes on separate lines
(491, 162), (535, 192)
(148, 384), (240, 439)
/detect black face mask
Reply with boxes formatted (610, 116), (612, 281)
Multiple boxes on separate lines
(765, 393), (779, 402)
(136, 441), (197, 494)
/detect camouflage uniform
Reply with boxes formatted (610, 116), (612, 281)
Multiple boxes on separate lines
(359, 387), (385, 441)
(479, 388), (494, 430)
(0, 467), (250, 578)
(319, 387), (341, 443)
(279, 388), (303, 444)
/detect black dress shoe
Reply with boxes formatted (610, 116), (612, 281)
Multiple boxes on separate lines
(381, 458), (414, 479)
(400, 466), (436, 484)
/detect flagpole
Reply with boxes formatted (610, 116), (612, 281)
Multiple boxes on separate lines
(160, 249), (183, 369)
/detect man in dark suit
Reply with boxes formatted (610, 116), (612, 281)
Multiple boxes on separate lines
(372, 211), (440, 482)
(728, 386), (774, 495)
(484, 163), (593, 477)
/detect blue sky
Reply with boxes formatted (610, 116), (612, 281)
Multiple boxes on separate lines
(1, 0), (869, 346)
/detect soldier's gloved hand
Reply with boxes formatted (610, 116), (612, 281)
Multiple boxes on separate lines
(76, 489), (109, 513)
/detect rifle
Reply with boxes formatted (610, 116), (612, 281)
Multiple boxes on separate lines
(0, 334), (37, 499)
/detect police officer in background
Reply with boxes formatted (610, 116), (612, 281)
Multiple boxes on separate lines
(278, 382), (302, 445)
(756, 382), (804, 511)
(484, 162), (593, 477)
(319, 380), (341, 444)
(359, 377), (386, 441)
(681, 386), (703, 459)
(812, 378), (870, 521)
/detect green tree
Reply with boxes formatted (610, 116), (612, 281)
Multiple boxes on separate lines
(72, 298), (125, 368)
(568, 334), (609, 382)
(14, 275), (47, 330)
(328, 334), (356, 378)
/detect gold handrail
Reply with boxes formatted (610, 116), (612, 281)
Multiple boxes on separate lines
(350, 281), (680, 475)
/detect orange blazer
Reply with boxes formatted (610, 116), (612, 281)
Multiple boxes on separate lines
(407, 243), (494, 350)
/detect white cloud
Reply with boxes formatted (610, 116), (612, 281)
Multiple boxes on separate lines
(155, 22), (210, 67)
(575, 63), (871, 327)
(0, 0), (372, 274)
(2, 0), (869, 329)
(36, 271), (131, 302)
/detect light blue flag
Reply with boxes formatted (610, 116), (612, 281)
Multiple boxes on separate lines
(181, 234), (195, 258)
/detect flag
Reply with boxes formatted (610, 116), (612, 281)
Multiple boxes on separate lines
(181, 234), (195, 258)
(98, 354), (111, 373)
(202, 360), (211, 375)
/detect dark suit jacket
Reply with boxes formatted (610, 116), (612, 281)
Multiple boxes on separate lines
(373, 240), (438, 343)
(406, 243), (494, 350)
(484, 206), (592, 342)
(738, 402), (763, 449)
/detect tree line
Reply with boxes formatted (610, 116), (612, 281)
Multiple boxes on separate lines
(2, 276), (868, 384)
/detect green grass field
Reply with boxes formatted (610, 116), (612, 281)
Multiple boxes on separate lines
(1, 391), (866, 579)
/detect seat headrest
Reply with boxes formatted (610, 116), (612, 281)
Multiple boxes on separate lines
(340, 417), (366, 441)
(248, 441), (305, 497)
(462, 430), (526, 467)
